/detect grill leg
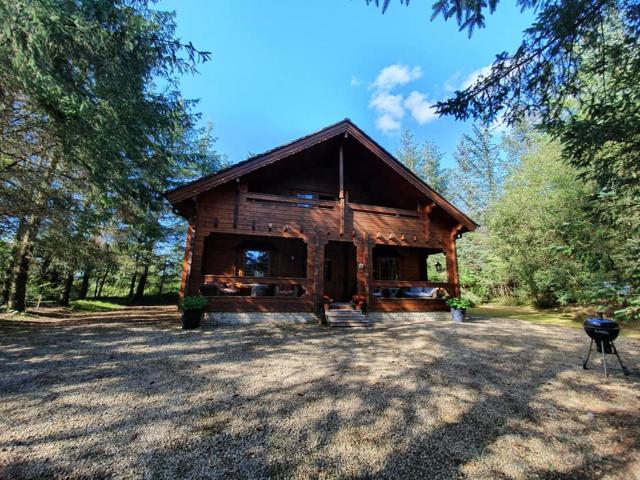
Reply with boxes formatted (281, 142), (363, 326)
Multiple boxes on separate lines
(601, 341), (608, 377)
(611, 342), (630, 376)
(583, 339), (593, 369)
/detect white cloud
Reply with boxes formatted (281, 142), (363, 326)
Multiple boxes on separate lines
(403, 91), (437, 125)
(371, 64), (422, 91)
(461, 64), (493, 90)
(375, 114), (402, 133)
(350, 76), (362, 87)
(369, 91), (405, 119)
(367, 63), (438, 134)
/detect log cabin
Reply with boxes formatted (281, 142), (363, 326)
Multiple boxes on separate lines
(167, 119), (477, 324)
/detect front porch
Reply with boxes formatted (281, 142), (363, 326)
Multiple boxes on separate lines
(191, 232), (456, 315)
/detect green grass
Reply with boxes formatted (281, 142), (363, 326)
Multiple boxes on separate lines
(69, 300), (125, 312)
(470, 304), (640, 339)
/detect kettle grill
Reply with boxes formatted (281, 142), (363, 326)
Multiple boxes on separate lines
(582, 315), (630, 377)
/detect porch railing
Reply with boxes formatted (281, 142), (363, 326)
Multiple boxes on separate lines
(199, 275), (312, 298)
(370, 280), (453, 299)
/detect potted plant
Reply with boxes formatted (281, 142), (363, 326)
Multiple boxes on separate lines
(351, 294), (367, 313)
(446, 297), (474, 323)
(319, 294), (331, 318)
(179, 296), (209, 329)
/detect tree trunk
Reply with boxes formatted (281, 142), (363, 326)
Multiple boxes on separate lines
(7, 217), (41, 312)
(2, 219), (27, 305)
(78, 268), (91, 299)
(134, 263), (149, 301)
(128, 272), (137, 299)
(157, 261), (167, 296)
(97, 269), (109, 298)
(93, 271), (100, 298)
(6, 155), (59, 312)
(60, 270), (74, 306)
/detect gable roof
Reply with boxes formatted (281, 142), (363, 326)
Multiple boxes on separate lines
(167, 119), (477, 231)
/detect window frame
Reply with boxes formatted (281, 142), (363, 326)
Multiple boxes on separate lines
(375, 256), (400, 281)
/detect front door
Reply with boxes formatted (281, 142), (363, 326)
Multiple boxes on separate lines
(323, 241), (357, 302)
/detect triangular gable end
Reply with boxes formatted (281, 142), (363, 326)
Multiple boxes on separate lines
(166, 119), (477, 232)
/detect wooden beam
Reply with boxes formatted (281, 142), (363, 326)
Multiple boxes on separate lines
(446, 223), (464, 297)
(233, 180), (240, 229)
(422, 202), (436, 241)
(339, 142), (344, 200)
(339, 142), (345, 235)
(179, 216), (196, 299)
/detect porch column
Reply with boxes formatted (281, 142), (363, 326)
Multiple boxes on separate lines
(356, 233), (373, 301)
(188, 231), (207, 295)
(339, 141), (345, 236)
(179, 218), (196, 299)
(307, 235), (327, 311)
(446, 224), (464, 297)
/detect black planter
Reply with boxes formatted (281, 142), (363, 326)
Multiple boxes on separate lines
(181, 309), (202, 329)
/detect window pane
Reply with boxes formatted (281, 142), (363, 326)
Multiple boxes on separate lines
(377, 257), (399, 280)
(244, 250), (270, 277)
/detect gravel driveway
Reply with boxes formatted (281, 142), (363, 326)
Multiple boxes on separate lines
(1, 307), (639, 479)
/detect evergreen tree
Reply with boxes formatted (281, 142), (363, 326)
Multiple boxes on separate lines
(396, 129), (450, 196)
(0, 1), (213, 310)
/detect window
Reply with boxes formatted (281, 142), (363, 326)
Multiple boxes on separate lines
(376, 257), (400, 280)
(243, 250), (271, 277)
(295, 192), (316, 208)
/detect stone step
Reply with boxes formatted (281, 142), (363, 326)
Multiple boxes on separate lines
(328, 321), (372, 327)
(328, 310), (365, 316)
(326, 310), (371, 327)
(329, 303), (355, 311)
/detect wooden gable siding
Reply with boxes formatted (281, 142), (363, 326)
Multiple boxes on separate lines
(191, 183), (453, 251)
(167, 119), (477, 233)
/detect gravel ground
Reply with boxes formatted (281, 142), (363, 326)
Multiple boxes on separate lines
(1, 307), (639, 479)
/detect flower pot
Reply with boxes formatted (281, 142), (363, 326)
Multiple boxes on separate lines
(181, 309), (202, 329)
(451, 308), (466, 323)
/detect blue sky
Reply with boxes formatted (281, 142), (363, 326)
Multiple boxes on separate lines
(161, 0), (534, 169)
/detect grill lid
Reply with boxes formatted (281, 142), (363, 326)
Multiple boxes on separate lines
(584, 317), (618, 329)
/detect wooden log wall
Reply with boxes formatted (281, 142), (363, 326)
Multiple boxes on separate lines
(183, 179), (463, 311)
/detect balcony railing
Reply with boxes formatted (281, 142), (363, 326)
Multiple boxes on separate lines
(245, 192), (335, 210)
(348, 202), (420, 218)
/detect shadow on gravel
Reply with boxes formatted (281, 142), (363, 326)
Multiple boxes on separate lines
(0, 308), (638, 479)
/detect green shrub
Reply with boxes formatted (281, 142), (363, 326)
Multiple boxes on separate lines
(179, 296), (208, 311)
(446, 297), (475, 310)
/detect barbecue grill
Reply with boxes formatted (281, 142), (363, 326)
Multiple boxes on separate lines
(582, 316), (630, 377)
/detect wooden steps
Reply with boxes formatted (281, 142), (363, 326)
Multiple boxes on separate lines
(326, 304), (371, 327)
